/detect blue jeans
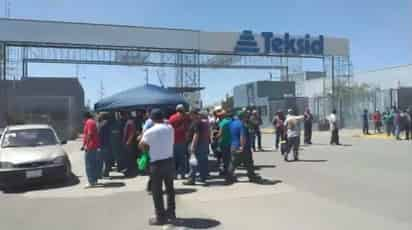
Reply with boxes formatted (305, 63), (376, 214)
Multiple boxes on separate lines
(173, 143), (187, 177)
(395, 125), (401, 140)
(85, 149), (100, 184)
(101, 147), (113, 176)
(189, 143), (209, 181)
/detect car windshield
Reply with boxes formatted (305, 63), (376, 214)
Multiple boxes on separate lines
(1, 128), (58, 148)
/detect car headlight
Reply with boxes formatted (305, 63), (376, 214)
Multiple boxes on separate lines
(52, 156), (67, 164)
(0, 161), (14, 168)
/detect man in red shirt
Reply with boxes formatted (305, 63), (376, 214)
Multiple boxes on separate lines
(372, 110), (382, 133)
(82, 112), (101, 187)
(168, 104), (190, 179)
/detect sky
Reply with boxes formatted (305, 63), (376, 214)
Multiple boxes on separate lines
(2, 0), (411, 106)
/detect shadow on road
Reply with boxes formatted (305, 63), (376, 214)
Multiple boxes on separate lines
(203, 180), (228, 187)
(108, 175), (133, 180)
(2, 172), (80, 194)
(205, 178), (283, 187)
(171, 217), (221, 229)
(96, 182), (126, 188)
(174, 188), (197, 195)
(296, 159), (328, 163)
(307, 143), (331, 146)
(253, 164), (276, 170)
(254, 179), (282, 186)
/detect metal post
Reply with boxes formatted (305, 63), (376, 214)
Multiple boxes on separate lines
(286, 66), (289, 81)
(1, 43), (5, 80)
(22, 47), (28, 78)
(22, 60), (28, 78)
(143, 68), (149, 85)
(331, 56), (335, 109)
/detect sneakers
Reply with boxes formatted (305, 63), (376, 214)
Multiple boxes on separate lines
(176, 174), (186, 180)
(148, 216), (167, 226)
(166, 211), (176, 221)
(85, 182), (97, 189)
(284, 153), (289, 162)
(199, 179), (209, 187)
(249, 175), (262, 183)
(225, 176), (238, 185)
(182, 180), (195, 186)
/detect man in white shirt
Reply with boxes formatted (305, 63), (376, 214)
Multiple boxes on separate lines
(328, 109), (341, 145)
(139, 108), (175, 226)
(284, 109), (304, 161)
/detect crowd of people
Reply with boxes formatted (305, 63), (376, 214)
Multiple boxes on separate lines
(272, 108), (341, 160)
(79, 104), (407, 225)
(362, 107), (412, 140)
(81, 105), (272, 225)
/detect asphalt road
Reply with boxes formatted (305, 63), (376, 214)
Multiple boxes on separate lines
(0, 130), (411, 230)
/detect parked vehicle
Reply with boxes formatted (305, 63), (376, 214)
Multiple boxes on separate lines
(0, 124), (71, 189)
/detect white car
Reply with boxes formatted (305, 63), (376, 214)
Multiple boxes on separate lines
(0, 124), (72, 189)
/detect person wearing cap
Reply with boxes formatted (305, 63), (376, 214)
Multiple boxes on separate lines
(183, 109), (210, 185)
(227, 111), (261, 183)
(168, 104), (190, 179)
(139, 108), (176, 226)
(284, 109), (304, 161)
(217, 110), (232, 176)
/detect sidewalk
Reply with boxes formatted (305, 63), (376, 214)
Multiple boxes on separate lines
(262, 127), (406, 141)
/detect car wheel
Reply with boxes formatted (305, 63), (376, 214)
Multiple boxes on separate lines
(65, 160), (72, 176)
(56, 160), (72, 185)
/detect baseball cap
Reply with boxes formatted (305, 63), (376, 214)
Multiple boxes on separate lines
(176, 104), (185, 111)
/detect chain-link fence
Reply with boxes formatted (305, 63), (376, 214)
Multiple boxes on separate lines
(308, 85), (394, 129)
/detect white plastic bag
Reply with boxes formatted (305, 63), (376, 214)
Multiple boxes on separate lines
(287, 152), (295, 161)
(189, 155), (198, 166)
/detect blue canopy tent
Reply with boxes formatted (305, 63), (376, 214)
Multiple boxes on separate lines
(94, 84), (188, 111)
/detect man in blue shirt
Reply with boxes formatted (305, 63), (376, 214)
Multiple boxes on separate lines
(227, 111), (261, 184)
